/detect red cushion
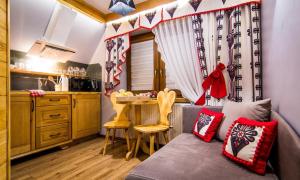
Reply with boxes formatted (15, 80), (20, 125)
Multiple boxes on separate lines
(193, 108), (224, 142)
(223, 117), (278, 175)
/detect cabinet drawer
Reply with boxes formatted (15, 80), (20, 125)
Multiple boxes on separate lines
(36, 95), (70, 107)
(36, 105), (71, 127)
(36, 123), (70, 149)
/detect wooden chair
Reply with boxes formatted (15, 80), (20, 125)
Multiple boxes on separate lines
(134, 88), (176, 156)
(102, 90), (133, 155)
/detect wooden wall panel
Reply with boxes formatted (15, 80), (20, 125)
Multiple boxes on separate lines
(0, 96), (7, 131)
(0, 77), (6, 95)
(0, 0), (8, 179)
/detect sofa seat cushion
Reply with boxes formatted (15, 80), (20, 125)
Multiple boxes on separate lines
(126, 134), (277, 180)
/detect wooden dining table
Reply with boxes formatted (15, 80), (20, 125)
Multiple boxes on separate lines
(116, 96), (158, 160)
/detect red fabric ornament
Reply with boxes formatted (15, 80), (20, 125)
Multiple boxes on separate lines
(195, 63), (227, 105)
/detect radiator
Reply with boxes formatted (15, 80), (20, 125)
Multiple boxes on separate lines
(127, 103), (188, 143)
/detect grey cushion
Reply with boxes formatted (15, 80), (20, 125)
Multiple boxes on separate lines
(126, 134), (277, 180)
(217, 99), (272, 140)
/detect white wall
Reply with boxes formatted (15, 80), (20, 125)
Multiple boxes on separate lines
(262, 0), (300, 135)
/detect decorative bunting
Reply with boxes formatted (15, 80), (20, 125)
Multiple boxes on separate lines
(166, 5), (178, 18)
(128, 17), (138, 28)
(145, 11), (156, 24)
(189, 0), (202, 12)
(104, 0), (261, 44)
(112, 23), (122, 32)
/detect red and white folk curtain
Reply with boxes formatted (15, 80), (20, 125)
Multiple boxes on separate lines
(104, 0), (262, 104)
(190, 4), (262, 104)
(104, 34), (129, 95)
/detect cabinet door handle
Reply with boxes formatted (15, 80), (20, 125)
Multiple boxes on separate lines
(31, 100), (35, 112)
(49, 98), (60, 102)
(73, 99), (76, 108)
(49, 114), (61, 118)
(49, 133), (61, 138)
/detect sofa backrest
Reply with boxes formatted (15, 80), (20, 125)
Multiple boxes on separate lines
(269, 111), (300, 180)
(182, 105), (300, 180)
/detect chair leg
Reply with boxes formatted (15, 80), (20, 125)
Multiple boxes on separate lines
(163, 131), (169, 144)
(134, 133), (141, 157)
(124, 129), (130, 152)
(111, 129), (116, 145)
(155, 133), (159, 150)
(103, 129), (111, 155)
(149, 134), (155, 155)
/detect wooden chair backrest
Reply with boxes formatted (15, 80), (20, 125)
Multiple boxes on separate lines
(111, 90), (133, 122)
(157, 88), (176, 126)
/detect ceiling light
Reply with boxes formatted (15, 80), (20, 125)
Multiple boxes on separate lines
(109, 0), (136, 16)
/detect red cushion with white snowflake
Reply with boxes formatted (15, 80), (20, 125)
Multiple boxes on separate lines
(193, 108), (224, 142)
(223, 117), (278, 175)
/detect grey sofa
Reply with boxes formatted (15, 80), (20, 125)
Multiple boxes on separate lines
(126, 106), (300, 180)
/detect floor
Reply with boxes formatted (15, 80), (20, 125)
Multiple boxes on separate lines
(11, 137), (147, 180)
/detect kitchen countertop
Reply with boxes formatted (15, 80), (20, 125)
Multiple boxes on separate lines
(11, 91), (101, 95)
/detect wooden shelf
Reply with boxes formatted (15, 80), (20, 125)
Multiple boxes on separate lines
(10, 68), (87, 78)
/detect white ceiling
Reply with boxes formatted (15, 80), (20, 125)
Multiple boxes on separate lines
(10, 0), (106, 64)
(85, 0), (147, 14)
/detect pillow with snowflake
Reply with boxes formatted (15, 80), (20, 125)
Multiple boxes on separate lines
(223, 117), (278, 175)
(193, 108), (224, 142)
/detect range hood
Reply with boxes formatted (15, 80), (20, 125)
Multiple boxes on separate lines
(27, 4), (77, 62)
(27, 40), (75, 62)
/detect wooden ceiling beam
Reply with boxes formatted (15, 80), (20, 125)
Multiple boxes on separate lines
(57, 0), (106, 23)
(105, 0), (175, 22)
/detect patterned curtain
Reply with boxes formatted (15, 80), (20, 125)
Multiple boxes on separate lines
(191, 3), (262, 105)
(104, 34), (130, 95)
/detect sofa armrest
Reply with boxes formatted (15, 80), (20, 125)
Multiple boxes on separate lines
(182, 105), (223, 133)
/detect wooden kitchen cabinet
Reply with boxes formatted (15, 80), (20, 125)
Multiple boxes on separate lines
(35, 95), (71, 149)
(72, 94), (101, 139)
(11, 95), (34, 157)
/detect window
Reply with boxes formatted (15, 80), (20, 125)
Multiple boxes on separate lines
(127, 33), (187, 101)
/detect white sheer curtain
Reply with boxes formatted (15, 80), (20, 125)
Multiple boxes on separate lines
(153, 16), (203, 102)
